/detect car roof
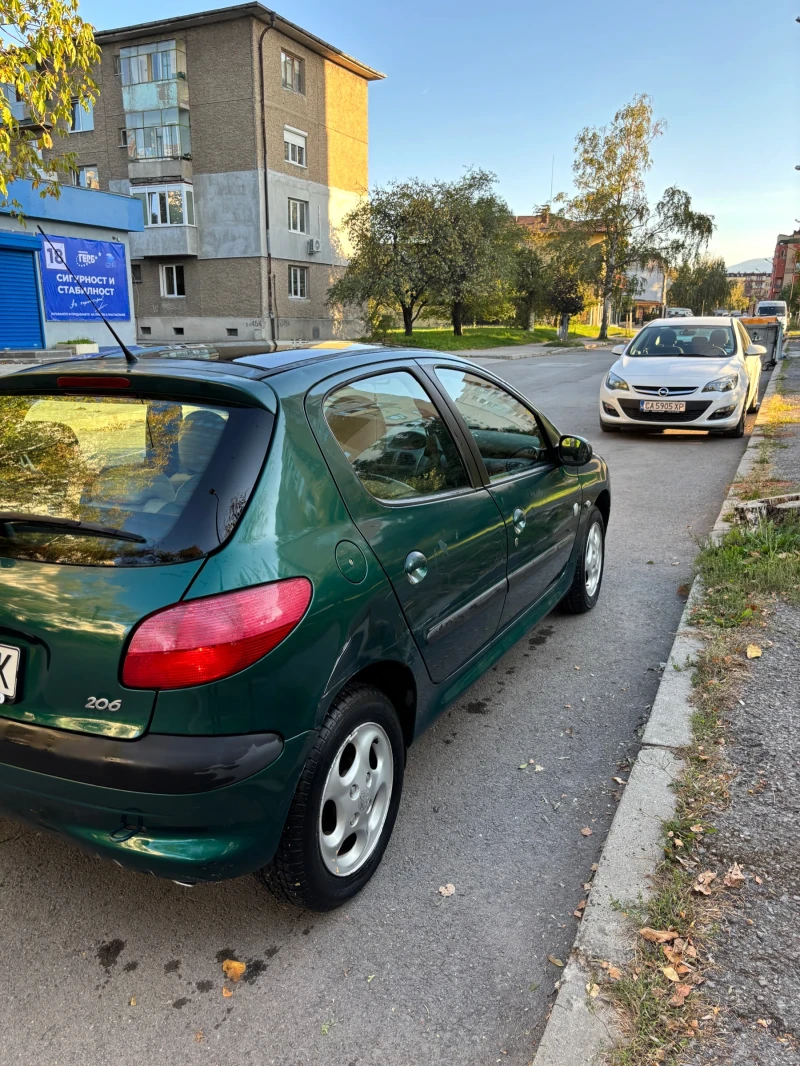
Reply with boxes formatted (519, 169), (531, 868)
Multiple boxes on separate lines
(645, 316), (735, 327)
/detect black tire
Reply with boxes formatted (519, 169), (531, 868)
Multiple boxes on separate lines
(599, 419), (619, 433)
(559, 507), (605, 614)
(259, 683), (405, 911)
(722, 404), (746, 438)
(747, 387), (760, 414)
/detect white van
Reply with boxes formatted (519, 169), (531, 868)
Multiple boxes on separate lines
(756, 300), (789, 331)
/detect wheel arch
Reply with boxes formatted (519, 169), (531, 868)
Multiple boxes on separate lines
(594, 489), (611, 530)
(344, 661), (417, 750)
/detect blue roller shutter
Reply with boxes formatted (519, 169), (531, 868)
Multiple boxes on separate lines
(0, 247), (44, 349)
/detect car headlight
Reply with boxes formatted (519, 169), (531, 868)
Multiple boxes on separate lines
(702, 373), (739, 393)
(606, 370), (629, 391)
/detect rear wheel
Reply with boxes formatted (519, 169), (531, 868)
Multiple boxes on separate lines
(559, 508), (605, 614)
(722, 404), (746, 438)
(259, 683), (405, 910)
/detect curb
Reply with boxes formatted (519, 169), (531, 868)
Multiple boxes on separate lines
(532, 357), (785, 1066)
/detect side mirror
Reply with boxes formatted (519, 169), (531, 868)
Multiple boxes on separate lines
(611, 344), (626, 356)
(746, 343), (767, 357)
(559, 434), (593, 466)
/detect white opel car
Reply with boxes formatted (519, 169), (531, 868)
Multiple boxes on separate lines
(599, 317), (765, 438)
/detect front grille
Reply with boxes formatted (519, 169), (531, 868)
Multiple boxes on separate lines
(632, 385), (698, 396)
(618, 400), (712, 423)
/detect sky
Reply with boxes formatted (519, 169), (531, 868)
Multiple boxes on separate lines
(78, 0), (800, 267)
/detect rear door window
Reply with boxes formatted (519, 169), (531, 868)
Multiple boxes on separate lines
(0, 393), (272, 565)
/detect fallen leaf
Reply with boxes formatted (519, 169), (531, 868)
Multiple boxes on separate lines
(669, 983), (693, 1008)
(755, 875), (763, 885)
(222, 986), (233, 998)
(367, 974), (376, 983)
(654, 1051), (666, 1062)
(662, 965), (681, 983)
(195, 1032), (204, 1043)
(580, 827), (593, 837)
(547, 955), (565, 968)
(757, 1019), (771, 1028)
(222, 959), (246, 983)
(129, 996), (136, 1007)
(573, 910), (583, 919)
(693, 870), (717, 895)
(746, 644), (762, 659)
(640, 928), (679, 944)
(518, 763), (529, 770)
(583, 883), (592, 891)
(607, 966), (623, 981)
(612, 777), (626, 785)
(586, 982), (600, 998)
(724, 862), (745, 888)
(575, 899), (586, 911)
(438, 883), (455, 897)
(534, 765), (544, 773)
(690, 824), (704, 833)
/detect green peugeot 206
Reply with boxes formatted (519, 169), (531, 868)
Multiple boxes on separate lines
(0, 343), (610, 910)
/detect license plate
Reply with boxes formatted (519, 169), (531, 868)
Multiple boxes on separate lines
(0, 643), (20, 703)
(640, 400), (686, 413)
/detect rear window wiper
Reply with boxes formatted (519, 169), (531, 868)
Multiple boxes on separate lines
(0, 513), (147, 544)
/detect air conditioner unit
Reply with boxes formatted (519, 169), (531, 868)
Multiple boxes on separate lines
(307, 238), (321, 254)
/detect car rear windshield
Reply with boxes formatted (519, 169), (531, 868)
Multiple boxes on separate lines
(0, 393), (273, 566)
(627, 325), (735, 358)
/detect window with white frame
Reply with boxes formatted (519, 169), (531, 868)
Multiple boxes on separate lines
(119, 40), (186, 86)
(288, 198), (309, 234)
(72, 164), (100, 190)
(281, 51), (304, 93)
(70, 98), (94, 132)
(284, 127), (307, 167)
(130, 184), (195, 227)
(161, 263), (186, 298)
(288, 265), (308, 299)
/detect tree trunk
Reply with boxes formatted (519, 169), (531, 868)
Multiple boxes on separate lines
(451, 301), (464, 336)
(401, 304), (414, 336)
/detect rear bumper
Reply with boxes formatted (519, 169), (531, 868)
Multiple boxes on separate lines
(0, 725), (313, 882)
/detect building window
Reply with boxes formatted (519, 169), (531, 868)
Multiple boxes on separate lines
(120, 108), (191, 160)
(120, 40), (186, 86)
(140, 325), (152, 335)
(131, 264), (143, 284)
(281, 51), (304, 93)
(70, 99), (94, 132)
(131, 183), (195, 227)
(71, 164), (99, 190)
(288, 198), (309, 233)
(284, 127), (307, 167)
(161, 263), (186, 298)
(288, 265), (308, 299)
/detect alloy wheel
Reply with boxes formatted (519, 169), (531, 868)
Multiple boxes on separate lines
(584, 520), (604, 599)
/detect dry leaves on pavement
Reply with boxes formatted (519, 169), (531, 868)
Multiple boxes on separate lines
(746, 644), (762, 659)
(222, 959), (246, 983)
(547, 955), (564, 968)
(580, 827), (593, 837)
(639, 928), (679, 944)
(669, 983), (693, 1008)
(724, 862), (745, 888)
(693, 870), (717, 895)
(438, 883), (455, 897)
(222, 986), (233, 998)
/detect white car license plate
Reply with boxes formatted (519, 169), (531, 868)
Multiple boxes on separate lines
(640, 400), (686, 413)
(0, 643), (20, 703)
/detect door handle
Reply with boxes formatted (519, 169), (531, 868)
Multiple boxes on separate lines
(512, 508), (526, 534)
(404, 551), (428, 585)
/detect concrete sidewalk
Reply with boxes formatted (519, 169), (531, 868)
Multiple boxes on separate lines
(457, 338), (618, 360)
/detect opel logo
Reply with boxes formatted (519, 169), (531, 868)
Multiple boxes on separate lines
(658, 387), (669, 396)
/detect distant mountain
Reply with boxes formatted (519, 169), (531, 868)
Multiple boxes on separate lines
(727, 258), (773, 274)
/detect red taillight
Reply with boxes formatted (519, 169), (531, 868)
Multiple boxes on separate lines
(122, 578), (312, 690)
(57, 376), (131, 389)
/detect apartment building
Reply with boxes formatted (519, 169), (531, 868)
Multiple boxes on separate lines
(61, 4), (383, 344)
(769, 231), (800, 300)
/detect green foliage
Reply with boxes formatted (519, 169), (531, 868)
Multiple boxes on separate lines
(376, 321), (633, 352)
(667, 257), (729, 315)
(558, 95), (714, 338)
(726, 280), (748, 312)
(548, 273), (585, 316)
(0, 0), (99, 207)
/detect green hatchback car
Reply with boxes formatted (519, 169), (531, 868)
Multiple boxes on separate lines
(0, 343), (610, 910)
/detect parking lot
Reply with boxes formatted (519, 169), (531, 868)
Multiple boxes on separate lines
(0, 348), (770, 1066)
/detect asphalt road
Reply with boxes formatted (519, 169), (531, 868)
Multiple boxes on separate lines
(0, 350), (771, 1066)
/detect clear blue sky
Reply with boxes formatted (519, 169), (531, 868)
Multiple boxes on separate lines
(79, 0), (799, 266)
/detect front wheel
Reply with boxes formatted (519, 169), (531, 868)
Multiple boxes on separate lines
(559, 508), (605, 614)
(722, 405), (746, 438)
(259, 683), (405, 910)
(599, 419), (619, 433)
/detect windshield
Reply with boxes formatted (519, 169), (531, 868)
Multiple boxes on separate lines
(0, 393), (272, 565)
(627, 325), (735, 358)
(757, 304), (785, 316)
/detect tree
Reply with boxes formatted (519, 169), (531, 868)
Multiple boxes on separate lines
(558, 95), (714, 339)
(512, 238), (552, 328)
(432, 169), (517, 336)
(548, 272), (584, 340)
(667, 257), (729, 314)
(727, 280), (748, 312)
(0, 0), (99, 208)
(328, 179), (445, 335)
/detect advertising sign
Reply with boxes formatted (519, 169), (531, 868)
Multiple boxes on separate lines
(38, 234), (131, 321)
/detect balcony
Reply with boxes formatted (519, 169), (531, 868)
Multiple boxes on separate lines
(122, 77), (189, 115)
(129, 226), (197, 259)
